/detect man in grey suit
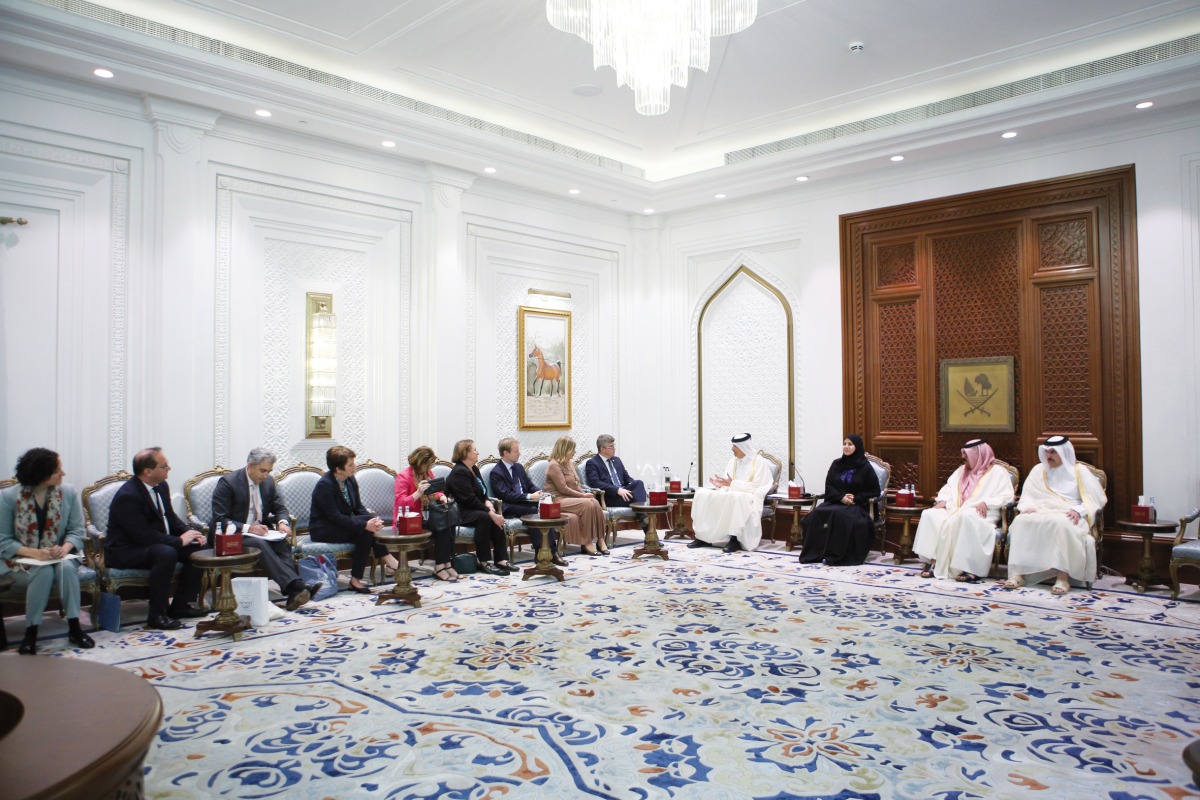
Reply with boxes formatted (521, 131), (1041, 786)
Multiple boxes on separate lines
(211, 448), (320, 610)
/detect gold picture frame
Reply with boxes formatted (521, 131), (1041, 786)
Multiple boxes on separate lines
(518, 306), (571, 429)
(939, 356), (1015, 432)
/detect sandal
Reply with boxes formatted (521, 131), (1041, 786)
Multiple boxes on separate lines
(1051, 578), (1070, 595)
(919, 564), (934, 579)
(955, 572), (979, 583)
(1003, 575), (1025, 590)
(434, 567), (459, 583)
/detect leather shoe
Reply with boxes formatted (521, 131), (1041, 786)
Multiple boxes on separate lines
(69, 629), (96, 649)
(347, 581), (374, 594)
(687, 539), (711, 549)
(146, 614), (183, 631)
(479, 563), (506, 576)
(722, 539), (743, 554)
(168, 603), (208, 619)
(552, 554), (569, 567)
(285, 587), (312, 611)
(306, 582), (324, 598)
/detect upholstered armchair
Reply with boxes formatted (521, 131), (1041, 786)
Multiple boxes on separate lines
(183, 466), (231, 535)
(354, 459), (398, 526)
(0, 477), (102, 627)
(574, 450), (634, 546)
(81, 470), (173, 601)
(990, 459), (1020, 574)
(479, 456), (529, 551)
(434, 459), (487, 548)
(275, 463), (356, 565)
(865, 453), (892, 552)
(1170, 508), (1200, 600)
(758, 450), (783, 541)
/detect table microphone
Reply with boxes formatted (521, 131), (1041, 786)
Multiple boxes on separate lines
(685, 461), (694, 491)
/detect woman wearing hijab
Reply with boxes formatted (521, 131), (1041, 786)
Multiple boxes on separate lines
(798, 434), (881, 566)
(911, 439), (1014, 581)
(0, 447), (95, 654)
(1004, 435), (1106, 595)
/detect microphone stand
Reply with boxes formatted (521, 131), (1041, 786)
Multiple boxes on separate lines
(685, 461), (694, 491)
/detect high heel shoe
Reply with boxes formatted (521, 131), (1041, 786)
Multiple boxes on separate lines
(434, 567), (459, 582)
(18, 625), (38, 655)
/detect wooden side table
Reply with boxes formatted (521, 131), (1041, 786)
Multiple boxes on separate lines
(665, 490), (695, 539)
(190, 548), (261, 641)
(887, 506), (925, 564)
(1116, 519), (1177, 593)
(778, 495), (816, 551)
(375, 530), (432, 607)
(630, 502), (671, 560)
(519, 516), (565, 582)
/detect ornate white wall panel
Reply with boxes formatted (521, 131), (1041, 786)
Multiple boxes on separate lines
(214, 175), (410, 470)
(0, 136), (128, 479)
(467, 223), (616, 461)
(696, 265), (792, 481)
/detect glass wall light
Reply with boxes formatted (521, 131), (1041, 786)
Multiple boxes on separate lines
(305, 292), (336, 438)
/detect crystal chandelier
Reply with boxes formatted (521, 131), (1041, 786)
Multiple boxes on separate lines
(547, 0), (758, 115)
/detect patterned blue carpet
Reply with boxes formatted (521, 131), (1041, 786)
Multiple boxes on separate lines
(38, 542), (1200, 798)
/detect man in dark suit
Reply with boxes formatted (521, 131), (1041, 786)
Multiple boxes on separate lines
(585, 434), (648, 529)
(211, 447), (321, 610)
(104, 447), (208, 630)
(309, 445), (394, 593)
(490, 437), (567, 567)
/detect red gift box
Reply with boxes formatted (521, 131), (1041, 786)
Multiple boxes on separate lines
(539, 502), (561, 519)
(215, 530), (243, 556)
(788, 485), (802, 499)
(1130, 504), (1156, 523)
(895, 489), (916, 508)
(648, 490), (667, 505)
(396, 512), (424, 535)
(669, 480), (682, 493)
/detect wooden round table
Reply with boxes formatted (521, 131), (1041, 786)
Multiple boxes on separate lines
(664, 490), (695, 539)
(1116, 519), (1177, 593)
(777, 495), (816, 551)
(190, 548), (260, 640)
(886, 505), (925, 564)
(629, 502), (671, 560)
(1, 657), (162, 800)
(519, 515), (566, 582)
(374, 530), (432, 607)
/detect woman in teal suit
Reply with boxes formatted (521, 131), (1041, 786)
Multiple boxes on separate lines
(0, 447), (95, 653)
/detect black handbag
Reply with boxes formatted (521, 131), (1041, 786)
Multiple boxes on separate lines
(426, 498), (461, 534)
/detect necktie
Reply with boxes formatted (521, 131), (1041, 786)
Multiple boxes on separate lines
(151, 486), (168, 533)
(608, 458), (620, 487)
(251, 484), (262, 524)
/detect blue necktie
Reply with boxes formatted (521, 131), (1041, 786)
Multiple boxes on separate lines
(608, 459), (620, 487)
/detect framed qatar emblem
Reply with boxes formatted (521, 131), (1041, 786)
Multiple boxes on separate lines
(518, 306), (571, 429)
(939, 356), (1016, 433)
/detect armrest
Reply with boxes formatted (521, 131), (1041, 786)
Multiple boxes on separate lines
(493, 497), (504, 515)
(287, 514), (299, 547)
(1001, 501), (1019, 534)
(188, 514), (210, 536)
(1175, 508), (1200, 545)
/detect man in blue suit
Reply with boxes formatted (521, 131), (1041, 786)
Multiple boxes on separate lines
(585, 434), (648, 530)
(490, 438), (567, 567)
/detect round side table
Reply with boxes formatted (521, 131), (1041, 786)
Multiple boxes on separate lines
(777, 495), (816, 551)
(665, 490), (695, 539)
(190, 548), (261, 640)
(375, 530), (432, 607)
(887, 505), (925, 564)
(519, 515), (566, 582)
(1116, 519), (1177, 593)
(629, 502), (671, 560)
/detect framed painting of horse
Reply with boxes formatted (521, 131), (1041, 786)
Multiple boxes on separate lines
(518, 306), (571, 429)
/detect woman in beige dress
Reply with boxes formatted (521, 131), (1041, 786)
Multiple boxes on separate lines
(545, 436), (609, 556)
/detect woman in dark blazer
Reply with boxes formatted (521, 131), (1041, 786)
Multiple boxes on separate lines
(446, 439), (513, 576)
(308, 446), (397, 593)
(798, 434), (881, 566)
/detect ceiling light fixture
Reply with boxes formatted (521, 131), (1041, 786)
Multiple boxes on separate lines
(643, 208), (655, 215)
(1001, 131), (1018, 138)
(255, 109), (272, 117)
(381, 140), (396, 147)
(483, 167), (497, 174)
(568, 188), (581, 194)
(714, 193), (726, 199)
(93, 68), (113, 78)
(890, 155), (905, 162)
(547, 1), (759, 115)
(1135, 101), (1154, 109)
(795, 176), (809, 182)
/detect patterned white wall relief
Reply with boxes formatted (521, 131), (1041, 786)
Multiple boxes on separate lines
(697, 270), (790, 479)
(262, 239), (368, 466)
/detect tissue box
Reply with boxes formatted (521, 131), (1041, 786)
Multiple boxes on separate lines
(1130, 504), (1156, 523)
(788, 485), (802, 499)
(396, 512), (424, 535)
(894, 490), (915, 508)
(215, 529), (243, 556)
(648, 490), (668, 505)
(669, 480), (682, 492)
(538, 502), (561, 519)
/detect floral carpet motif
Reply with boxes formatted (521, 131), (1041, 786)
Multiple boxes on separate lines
(62, 544), (1200, 798)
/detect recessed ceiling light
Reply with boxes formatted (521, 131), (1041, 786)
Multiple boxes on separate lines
(890, 155), (905, 162)
(714, 193), (726, 199)
(1001, 131), (1018, 139)
(483, 167), (497, 174)
(568, 189), (581, 195)
(572, 84), (603, 97)
(381, 141), (396, 148)
(1135, 101), (1154, 109)
(795, 176), (809, 182)
(643, 208), (655, 215)
(93, 68), (113, 79)
(255, 109), (272, 117)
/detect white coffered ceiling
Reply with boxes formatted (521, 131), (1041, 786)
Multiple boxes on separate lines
(2, 0), (1200, 212)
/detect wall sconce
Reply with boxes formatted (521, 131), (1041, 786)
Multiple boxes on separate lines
(305, 292), (336, 438)
(526, 287), (572, 306)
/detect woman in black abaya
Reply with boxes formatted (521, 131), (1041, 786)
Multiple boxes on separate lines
(798, 434), (881, 566)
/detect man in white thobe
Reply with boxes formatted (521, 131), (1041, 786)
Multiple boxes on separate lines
(689, 433), (774, 553)
(1004, 435), (1106, 595)
(912, 439), (1015, 581)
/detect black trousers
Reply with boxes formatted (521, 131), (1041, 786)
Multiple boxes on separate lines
(107, 540), (205, 619)
(463, 509), (508, 564)
(311, 528), (387, 579)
